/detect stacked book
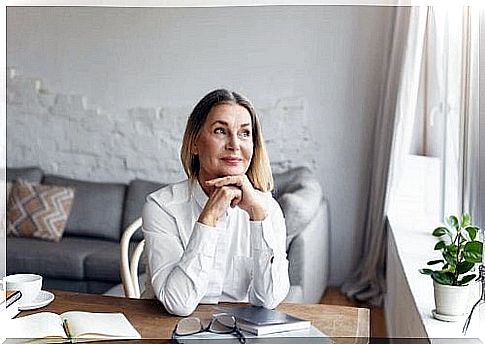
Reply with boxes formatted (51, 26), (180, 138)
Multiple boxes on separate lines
(0, 290), (22, 321)
(221, 306), (312, 335)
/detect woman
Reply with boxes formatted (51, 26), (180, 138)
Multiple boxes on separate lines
(142, 89), (290, 316)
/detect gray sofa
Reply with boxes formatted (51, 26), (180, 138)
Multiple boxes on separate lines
(6, 166), (329, 303)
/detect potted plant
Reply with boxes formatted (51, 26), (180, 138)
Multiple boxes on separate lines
(420, 213), (483, 319)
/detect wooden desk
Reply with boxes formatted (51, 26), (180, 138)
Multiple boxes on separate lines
(21, 290), (369, 343)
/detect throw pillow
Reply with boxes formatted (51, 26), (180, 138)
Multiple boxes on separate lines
(273, 167), (323, 250)
(6, 181), (12, 200)
(7, 178), (75, 242)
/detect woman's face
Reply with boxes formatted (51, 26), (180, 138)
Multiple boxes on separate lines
(193, 103), (254, 182)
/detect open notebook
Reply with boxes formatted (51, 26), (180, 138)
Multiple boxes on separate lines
(1, 290), (22, 321)
(6, 311), (141, 342)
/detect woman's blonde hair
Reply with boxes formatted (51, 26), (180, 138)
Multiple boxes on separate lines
(180, 89), (273, 192)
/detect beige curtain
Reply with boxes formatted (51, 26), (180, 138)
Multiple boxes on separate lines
(341, 7), (428, 305)
(461, 7), (479, 222)
(341, 6), (479, 305)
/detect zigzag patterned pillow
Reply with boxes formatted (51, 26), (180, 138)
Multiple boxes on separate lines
(7, 178), (75, 242)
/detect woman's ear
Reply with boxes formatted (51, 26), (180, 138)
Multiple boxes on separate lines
(191, 142), (198, 155)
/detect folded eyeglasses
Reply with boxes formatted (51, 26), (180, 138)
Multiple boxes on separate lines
(172, 313), (246, 343)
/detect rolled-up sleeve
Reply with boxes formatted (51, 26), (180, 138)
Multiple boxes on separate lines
(248, 195), (290, 309)
(142, 197), (223, 316)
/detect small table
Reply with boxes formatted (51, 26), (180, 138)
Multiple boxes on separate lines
(21, 290), (370, 343)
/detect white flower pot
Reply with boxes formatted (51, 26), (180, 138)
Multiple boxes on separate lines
(433, 280), (471, 316)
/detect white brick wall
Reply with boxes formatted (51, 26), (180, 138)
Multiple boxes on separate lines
(7, 67), (315, 184)
(7, 5), (396, 285)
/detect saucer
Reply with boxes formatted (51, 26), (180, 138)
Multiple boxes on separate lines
(432, 309), (466, 322)
(18, 290), (55, 311)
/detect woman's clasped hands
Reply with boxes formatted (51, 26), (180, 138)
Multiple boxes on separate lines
(198, 175), (267, 227)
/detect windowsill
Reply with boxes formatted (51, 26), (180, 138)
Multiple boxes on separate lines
(387, 212), (483, 342)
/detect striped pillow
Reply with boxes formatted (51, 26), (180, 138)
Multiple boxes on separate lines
(7, 178), (75, 242)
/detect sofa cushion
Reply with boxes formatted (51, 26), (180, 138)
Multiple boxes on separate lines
(43, 175), (126, 241)
(7, 178), (75, 242)
(42, 278), (116, 294)
(84, 241), (145, 282)
(122, 179), (164, 241)
(84, 248), (120, 283)
(7, 237), (118, 280)
(7, 166), (43, 183)
(273, 167), (323, 248)
(5, 165), (44, 200)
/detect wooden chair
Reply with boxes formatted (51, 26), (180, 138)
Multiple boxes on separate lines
(120, 217), (144, 298)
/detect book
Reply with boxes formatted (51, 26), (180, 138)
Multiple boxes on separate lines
(174, 325), (329, 343)
(0, 290), (22, 320)
(219, 306), (311, 335)
(5, 311), (141, 342)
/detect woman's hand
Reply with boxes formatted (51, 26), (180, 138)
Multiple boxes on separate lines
(198, 185), (242, 227)
(205, 175), (267, 222)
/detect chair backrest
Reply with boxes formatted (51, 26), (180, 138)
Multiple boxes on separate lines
(120, 217), (144, 298)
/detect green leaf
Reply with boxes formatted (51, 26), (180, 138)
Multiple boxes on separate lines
(457, 261), (474, 274)
(433, 227), (451, 237)
(464, 226), (478, 241)
(434, 241), (446, 250)
(460, 229), (471, 242)
(419, 268), (434, 275)
(427, 259), (444, 266)
(432, 271), (454, 285)
(447, 215), (459, 229)
(447, 244), (458, 255)
(461, 213), (471, 227)
(458, 274), (476, 286)
(443, 251), (456, 266)
(463, 241), (483, 263)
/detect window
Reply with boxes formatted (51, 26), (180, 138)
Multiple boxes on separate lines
(389, 7), (479, 225)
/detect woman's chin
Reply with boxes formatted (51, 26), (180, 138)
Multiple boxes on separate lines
(217, 167), (247, 177)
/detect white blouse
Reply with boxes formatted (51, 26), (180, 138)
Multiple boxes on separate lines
(141, 178), (290, 316)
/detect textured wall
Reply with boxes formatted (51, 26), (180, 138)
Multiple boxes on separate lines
(7, 67), (314, 183)
(6, 6), (395, 285)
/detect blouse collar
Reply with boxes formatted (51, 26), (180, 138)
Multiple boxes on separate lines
(193, 178), (208, 210)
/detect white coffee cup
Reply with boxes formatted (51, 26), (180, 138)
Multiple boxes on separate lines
(5, 274), (43, 305)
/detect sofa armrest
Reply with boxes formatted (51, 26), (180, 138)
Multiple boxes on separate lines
(285, 197), (329, 303)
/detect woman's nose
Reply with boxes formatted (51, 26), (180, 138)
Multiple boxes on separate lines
(225, 134), (240, 151)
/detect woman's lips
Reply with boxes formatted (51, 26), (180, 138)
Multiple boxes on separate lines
(221, 157), (242, 165)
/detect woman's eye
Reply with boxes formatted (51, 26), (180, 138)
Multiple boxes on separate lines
(240, 130), (251, 138)
(214, 128), (225, 134)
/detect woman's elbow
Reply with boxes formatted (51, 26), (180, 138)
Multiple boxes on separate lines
(260, 299), (279, 310)
(251, 295), (283, 310)
(160, 290), (198, 317)
(164, 302), (197, 317)
(261, 290), (288, 309)
(251, 283), (290, 309)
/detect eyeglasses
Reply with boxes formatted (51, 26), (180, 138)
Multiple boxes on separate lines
(172, 313), (246, 343)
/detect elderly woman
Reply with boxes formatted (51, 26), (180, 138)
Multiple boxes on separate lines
(142, 89), (290, 316)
